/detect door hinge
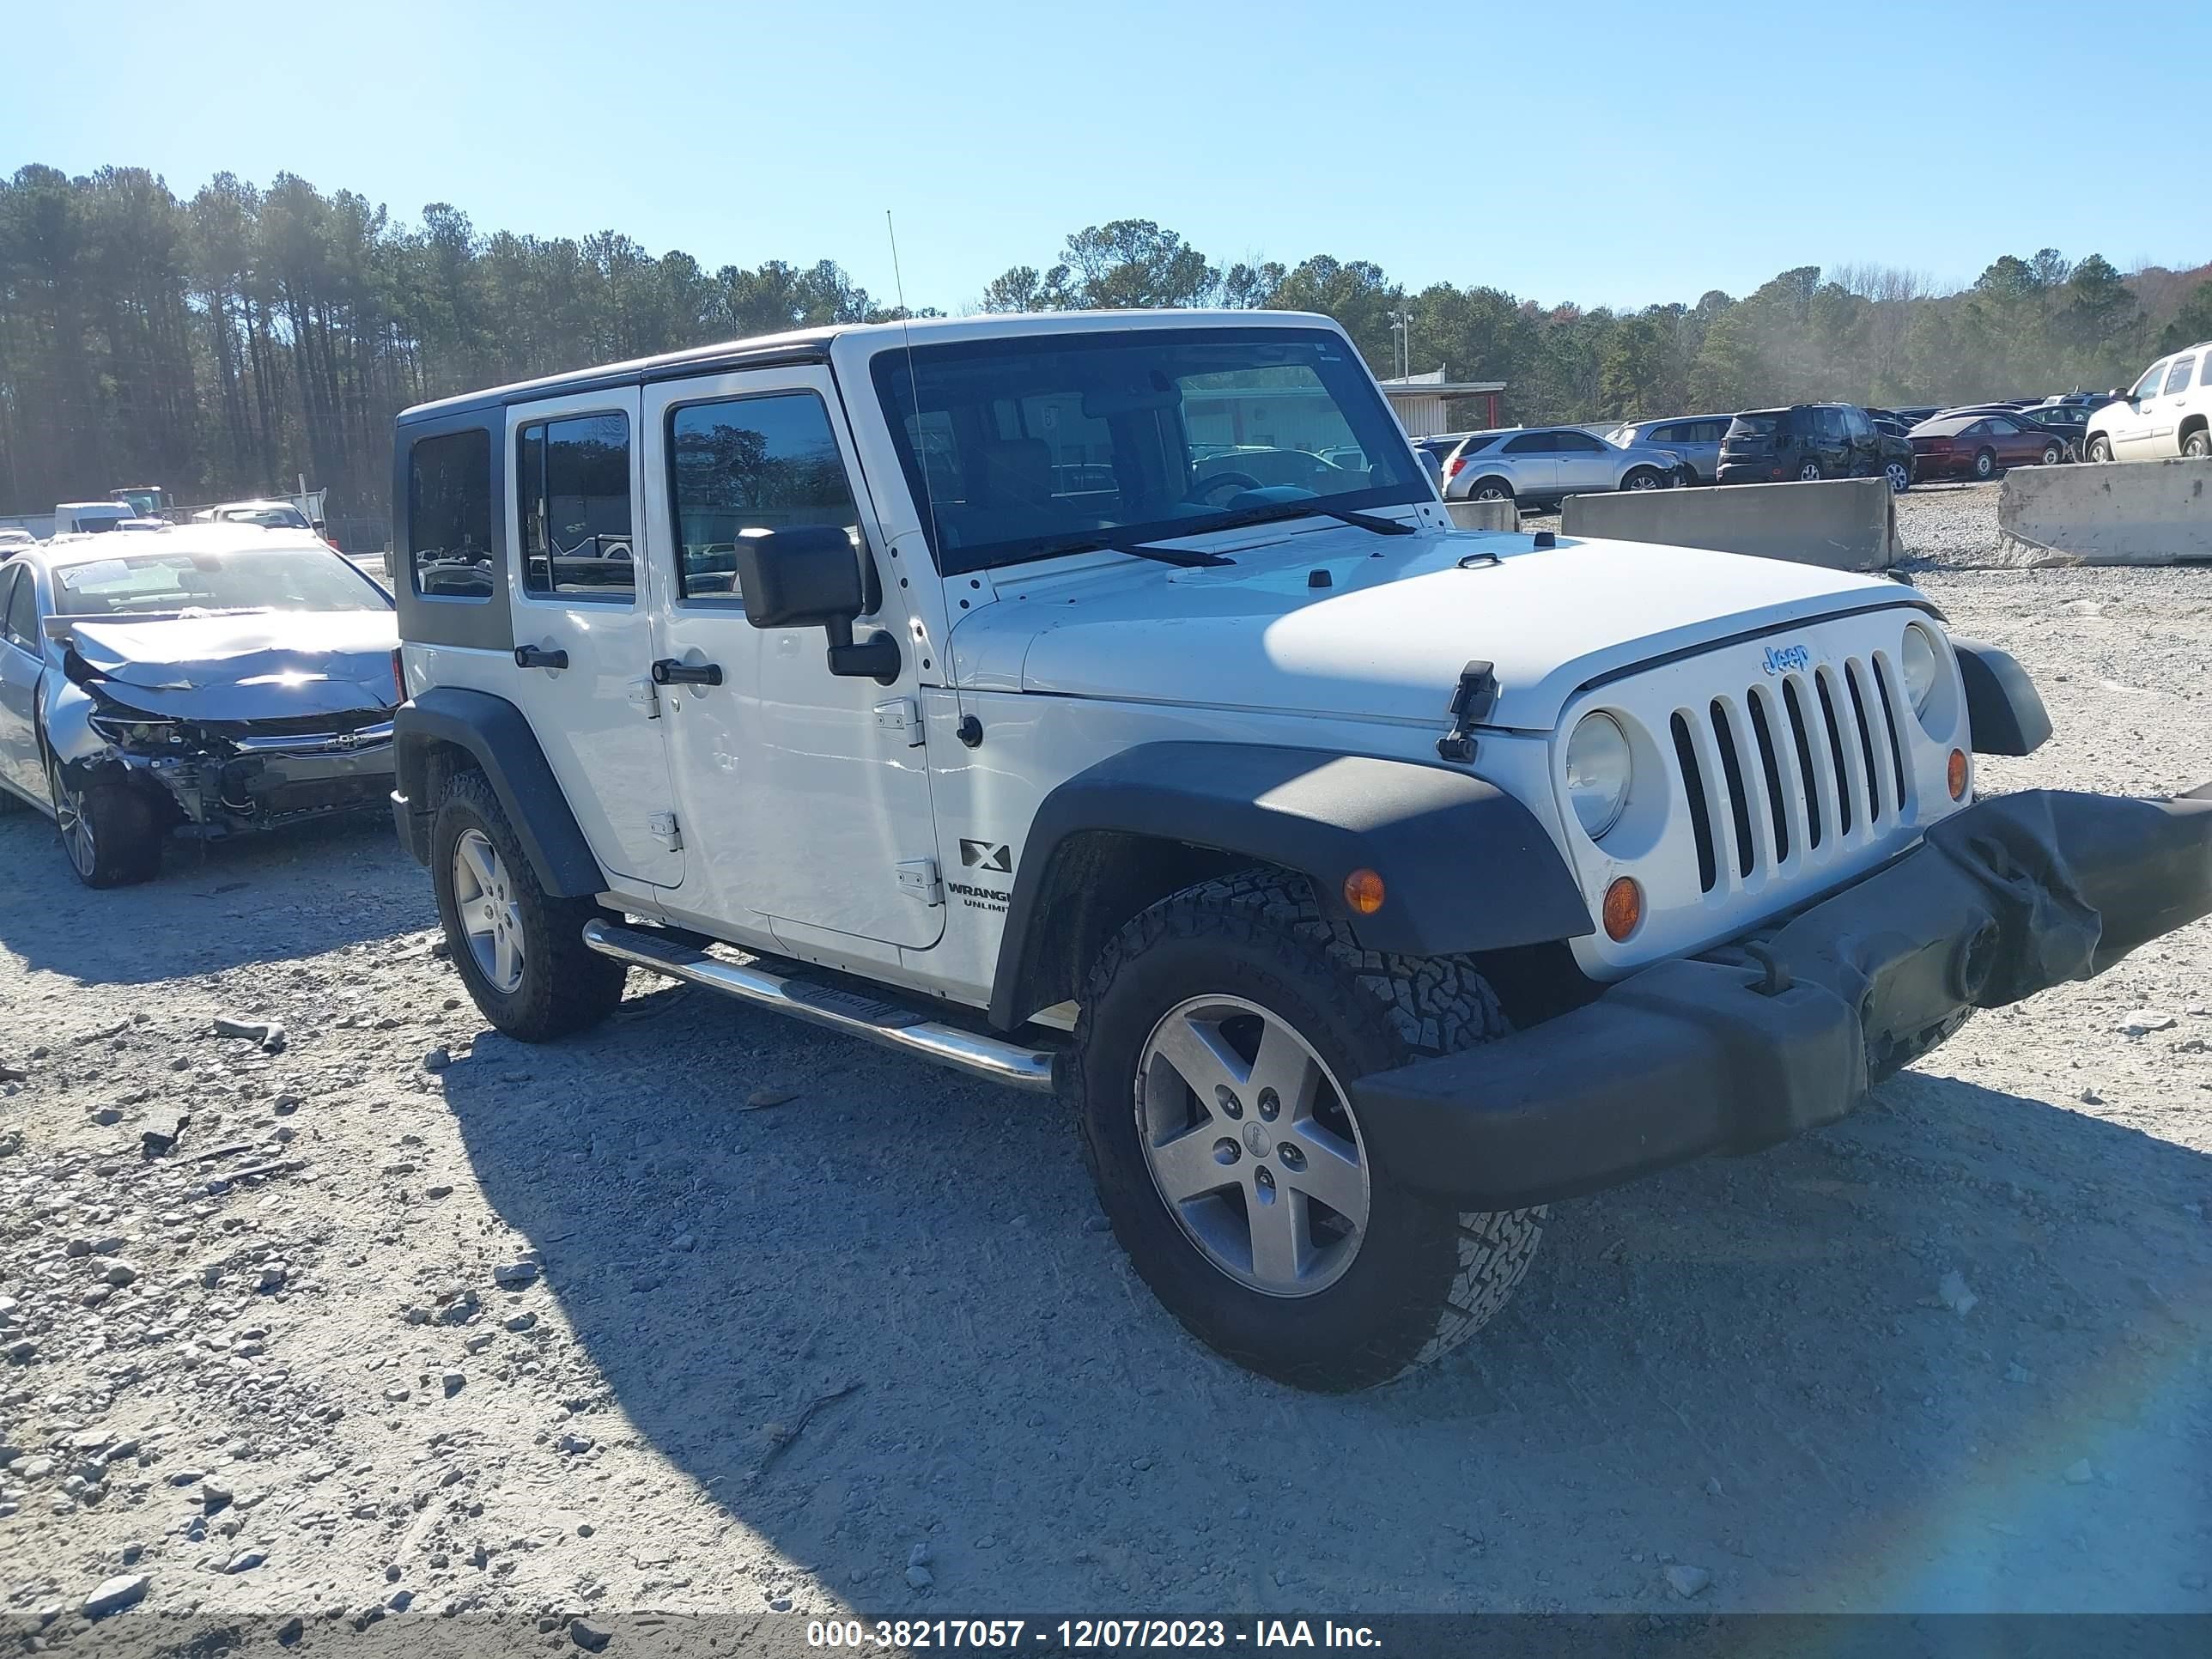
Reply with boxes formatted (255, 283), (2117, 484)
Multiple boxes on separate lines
(649, 811), (682, 852)
(628, 677), (661, 719)
(896, 858), (943, 906)
(875, 697), (924, 747)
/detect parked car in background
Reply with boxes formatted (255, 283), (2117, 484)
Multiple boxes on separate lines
(192, 499), (318, 532)
(51, 501), (140, 537)
(2018, 402), (2092, 446)
(1892, 406), (1943, 427)
(1907, 411), (2071, 481)
(109, 485), (173, 520)
(0, 526), (401, 886)
(1717, 404), (1914, 492)
(1605, 415), (1731, 483)
(0, 529), (38, 550)
(1190, 445), (1370, 505)
(1442, 425), (1686, 507)
(2084, 343), (2211, 462)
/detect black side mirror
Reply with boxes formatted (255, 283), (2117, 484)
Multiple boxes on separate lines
(729, 526), (901, 684)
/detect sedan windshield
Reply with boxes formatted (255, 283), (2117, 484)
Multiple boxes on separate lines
(52, 548), (390, 617)
(871, 326), (1429, 576)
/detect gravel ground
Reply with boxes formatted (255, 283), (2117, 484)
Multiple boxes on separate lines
(3, 487), (2209, 1648)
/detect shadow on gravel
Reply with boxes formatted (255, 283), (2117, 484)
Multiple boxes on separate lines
(0, 808), (427, 985)
(443, 985), (2212, 1616)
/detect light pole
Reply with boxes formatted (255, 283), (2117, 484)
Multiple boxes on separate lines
(1387, 308), (1414, 381)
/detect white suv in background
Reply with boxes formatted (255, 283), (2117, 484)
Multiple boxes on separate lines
(2084, 342), (2211, 462)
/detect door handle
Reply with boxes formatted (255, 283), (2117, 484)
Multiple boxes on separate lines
(514, 645), (568, 670)
(651, 658), (724, 688)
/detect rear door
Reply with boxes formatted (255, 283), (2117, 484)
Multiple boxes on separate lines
(501, 388), (686, 887)
(1499, 430), (1559, 495)
(0, 564), (42, 801)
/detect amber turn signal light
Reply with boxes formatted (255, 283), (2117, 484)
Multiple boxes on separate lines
(1601, 876), (1642, 942)
(1344, 868), (1386, 915)
(1948, 748), (1968, 801)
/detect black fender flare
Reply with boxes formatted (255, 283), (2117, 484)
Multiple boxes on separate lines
(987, 742), (1594, 1030)
(1951, 637), (2051, 757)
(392, 686), (605, 897)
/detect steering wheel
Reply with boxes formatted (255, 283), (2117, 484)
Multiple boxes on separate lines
(1186, 470), (1262, 507)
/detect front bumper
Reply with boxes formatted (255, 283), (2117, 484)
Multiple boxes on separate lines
(115, 738), (395, 835)
(1350, 784), (2212, 1210)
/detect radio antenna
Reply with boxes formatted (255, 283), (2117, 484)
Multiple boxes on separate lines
(885, 210), (943, 552)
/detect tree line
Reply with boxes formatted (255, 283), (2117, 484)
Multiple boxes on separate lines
(3, 164), (2208, 536)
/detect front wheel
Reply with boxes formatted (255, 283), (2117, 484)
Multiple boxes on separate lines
(1885, 459), (1911, 494)
(2086, 435), (2113, 464)
(46, 753), (160, 888)
(1070, 869), (1543, 1392)
(431, 769), (626, 1042)
(2039, 443), (2063, 467)
(1621, 467), (1664, 492)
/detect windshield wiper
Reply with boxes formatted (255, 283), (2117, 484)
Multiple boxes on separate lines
(1195, 499), (1418, 538)
(1023, 531), (1234, 569)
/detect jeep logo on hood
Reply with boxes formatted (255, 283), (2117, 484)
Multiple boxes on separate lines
(1761, 642), (1812, 676)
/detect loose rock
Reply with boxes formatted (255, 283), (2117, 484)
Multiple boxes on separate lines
(83, 1574), (149, 1619)
(1665, 1565), (1712, 1598)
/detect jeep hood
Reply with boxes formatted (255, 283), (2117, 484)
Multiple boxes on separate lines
(65, 609), (399, 721)
(952, 526), (1927, 732)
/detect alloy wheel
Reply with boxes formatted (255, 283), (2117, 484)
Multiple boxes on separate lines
(453, 828), (526, 994)
(46, 757), (94, 879)
(1886, 461), (1910, 493)
(1134, 994), (1370, 1297)
(2042, 446), (2062, 466)
(1798, 462), (1821, 483)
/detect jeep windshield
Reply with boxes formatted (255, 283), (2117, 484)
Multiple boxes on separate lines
(870, 325), (1431, 577)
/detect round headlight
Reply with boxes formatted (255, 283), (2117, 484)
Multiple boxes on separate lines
(1565, 712), (1632, 840)
(1900, 623), (1939, 716)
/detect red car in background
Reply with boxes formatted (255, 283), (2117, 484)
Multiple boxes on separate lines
(1907, 410), (2071, 482)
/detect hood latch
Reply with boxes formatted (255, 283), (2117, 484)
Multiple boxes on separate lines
(1437, 659), (1498, 763)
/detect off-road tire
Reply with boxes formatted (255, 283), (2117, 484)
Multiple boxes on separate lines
(1069, 868), (1543, 1392)
(48, 754), (161, 888)
(430, 769), (625, 1042)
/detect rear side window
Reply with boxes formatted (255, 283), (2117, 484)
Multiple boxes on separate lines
(519, 413), (634, 601)
(407, 430), (494, 599)
(2165, 357), (2196, 396)
(668, 392), (861, 602)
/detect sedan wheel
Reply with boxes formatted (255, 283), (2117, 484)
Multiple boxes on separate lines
(47, 755), (96, 881)
(452, 826), (526, 995)
(2041, 444), (2063, 466)
(1973, 448), (1997, 481)
(1136, 994), (1369, 1297)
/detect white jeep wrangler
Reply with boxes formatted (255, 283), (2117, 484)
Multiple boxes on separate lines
(391, 311), (2212, 1391)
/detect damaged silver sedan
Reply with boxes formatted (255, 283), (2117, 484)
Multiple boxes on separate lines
(0, 526), (399, 886)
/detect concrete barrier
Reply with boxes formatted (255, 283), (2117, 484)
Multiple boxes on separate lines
(1446, 499), (1518, 532)
(1559, 477), (1896, 571)
(1997, 457), (2212, 565)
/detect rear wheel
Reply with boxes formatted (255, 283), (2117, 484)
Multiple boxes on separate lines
(2184, 428), (2210, 459)
(1972, 447), (1998, 481)
(46, 753), (161, 888)
(1796, 458), (1825, 483)
(1070, 869), (1544, 1392)
(430, 769), (626, 1042)
(2086, 434), (2113, 464)
(1467, 477), (1515, 505)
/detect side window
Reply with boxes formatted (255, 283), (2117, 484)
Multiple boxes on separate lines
(1503, 431), (1556, 454)
(1816, 408), (1846, 440)
(668, 392), (861, 602)
(1555, 431), (1605, 453)
(1961, 421), (1990, 438)
(2132, 362), (2169, 401)
(519, 413), (634, 601)
(1844, 409), (1872, 438)
(1, 566), (33, 649)
(408, 430), (494, 599)
(2164, 357), (2196, 397)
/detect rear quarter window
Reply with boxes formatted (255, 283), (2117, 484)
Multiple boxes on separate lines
(408, 430), (495, 600)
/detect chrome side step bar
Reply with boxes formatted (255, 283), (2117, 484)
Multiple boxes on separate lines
(580, 920), (1059, 1094)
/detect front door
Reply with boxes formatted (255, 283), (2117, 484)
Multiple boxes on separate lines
(1552, 429), (1613, 492)
(501, 387), (684, 888)
(0, 564), (43, 801)
(640, 367), (942, 955)
(2111, 360), (2168, 459)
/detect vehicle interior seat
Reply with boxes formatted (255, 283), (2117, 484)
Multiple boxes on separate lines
(938, 436), (1109, 548)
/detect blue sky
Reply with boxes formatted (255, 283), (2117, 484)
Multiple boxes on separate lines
(3, 1), (2199, 315)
